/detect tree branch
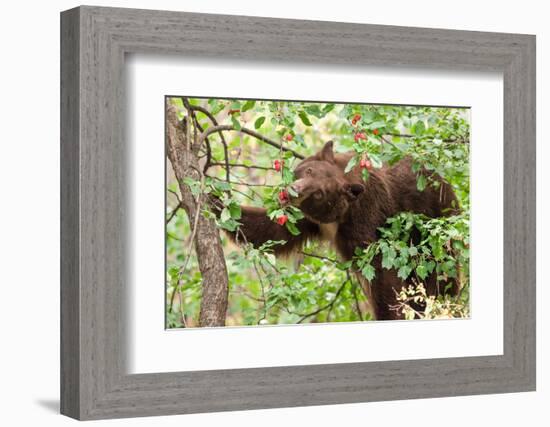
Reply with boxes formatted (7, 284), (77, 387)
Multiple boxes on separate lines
(210, 162), (274, 171)
(198, 124), (305, 160)
(384, 133), (469, 144)
(166, 202), (182, 224)
(183, 98), (231, 180)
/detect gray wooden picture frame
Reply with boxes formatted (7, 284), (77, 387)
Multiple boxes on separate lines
(60, 5), (536, 421)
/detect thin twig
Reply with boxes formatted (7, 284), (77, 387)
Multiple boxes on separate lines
(301, 251), (339, 264)
(181, 98), (215, 176)
(169, 183), (203, 313)
(166, 189), (184, 224)
(166, 232), (186, 242)
(294, 279), (349, 324)
(353, 287), (364, 321)
(350, 276), (364, 321)
(233, 287), (265, 303)
(226, 186), (255, 201)
(379, 134), (401, 151)
(253, 260), (268, 323)
(209, 174), (279, 188)
(167, 188), (182, 201)
(166, 202), (182, 224)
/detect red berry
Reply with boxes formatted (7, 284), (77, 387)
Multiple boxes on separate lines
(285, 134), (293, 141)
(274, 159), (283, 172)
(278, 190), (289, 203)
(277, 215), (288, 226)
(354, 132), (366, 142)
(360, 158), (372, 169)
(351, 113), (361, 126)
(372, 128), (379, 135)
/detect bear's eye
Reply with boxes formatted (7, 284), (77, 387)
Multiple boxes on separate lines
(313, 190), (323, 200)
(306, 167), (313, 175)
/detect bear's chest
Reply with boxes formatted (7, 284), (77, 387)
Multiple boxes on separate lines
(319, 222), (339, 243)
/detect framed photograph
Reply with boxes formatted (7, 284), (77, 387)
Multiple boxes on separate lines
(61, 6), (536, 420)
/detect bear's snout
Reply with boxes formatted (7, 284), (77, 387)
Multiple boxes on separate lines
(290, 178), (307, 196)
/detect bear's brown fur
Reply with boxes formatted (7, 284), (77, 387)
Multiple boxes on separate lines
(221, 141), (460, 320)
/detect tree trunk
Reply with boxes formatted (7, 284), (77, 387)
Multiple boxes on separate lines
(165, 103), (228, 327)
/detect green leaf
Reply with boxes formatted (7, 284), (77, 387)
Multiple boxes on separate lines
(267, 208), (284, 220)
(231, 115), (241, 131)
(361, 264), (376, 281)
(212, 180), (231, 192)
(293, 134), (305, 147)
(220, 208), (231, 222)
(288, 206), (304, 220)
(282, 168), (295, 185)
(286, 221), (301, 236)
(254, 116), (266, 129)
(412, 120), (426, 136)
(287, 186), (299, 197)
(241, 100), (256, 112)
(426, 259), (436, 274)
(183, 177), (198, 186)
(381, 247), (396, 269)
(417, 174), (427, 191)
(397, 265), (413, 280)
(369, 153), (383, 169)
(298, 111), (312, 126)
(344, 156), (358, 173)
(305, 105), (322, 118)
(218, 218), (240, 232)
(368, 121), (386, 130)
(322, 103), (335, 114)
(210, 101), (225, 115)
(415, 263), (428, 280)
(337, 260), (353, 270)
(182, 177), (201, 197)
(229, 203), (242, 220)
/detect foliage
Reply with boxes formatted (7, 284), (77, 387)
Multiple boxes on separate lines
(354, 212), (469, 284)
(166, 97), (470, 327)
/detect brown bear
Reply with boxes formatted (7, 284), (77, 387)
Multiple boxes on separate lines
(221, 141), (460, 320)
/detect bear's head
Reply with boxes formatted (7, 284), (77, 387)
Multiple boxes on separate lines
(288, 141), (365, 224)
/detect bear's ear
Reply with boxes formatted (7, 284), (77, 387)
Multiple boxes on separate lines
(319, 140), (335, 163)
(342, 182), (365, 201)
